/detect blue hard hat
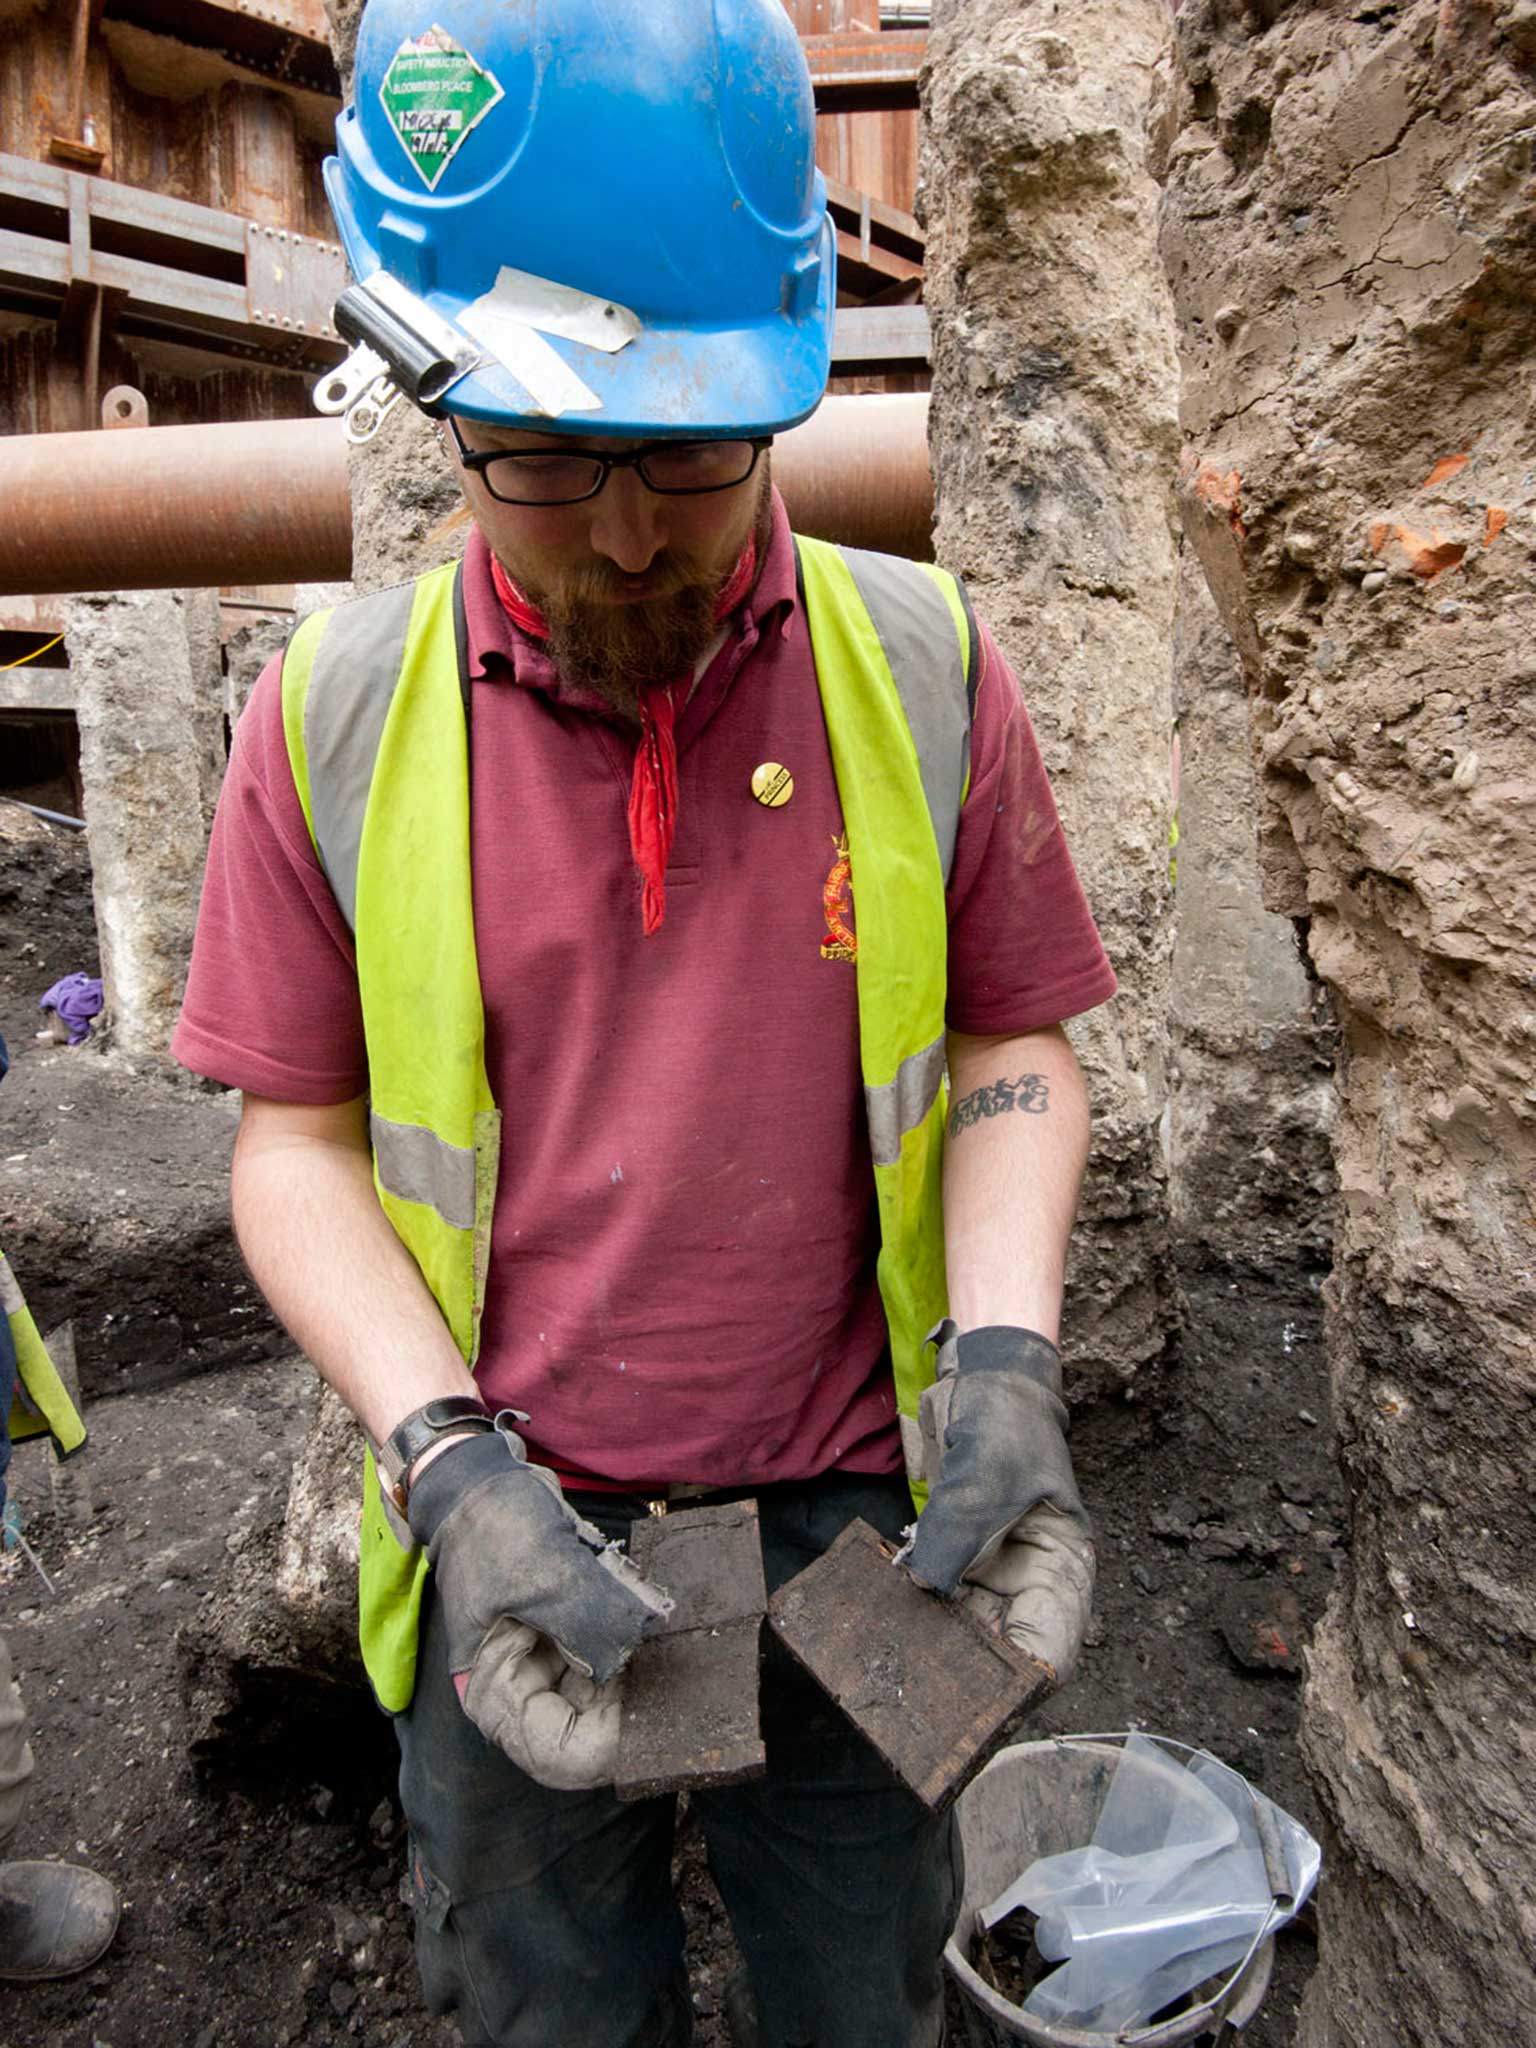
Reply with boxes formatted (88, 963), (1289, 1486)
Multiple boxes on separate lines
(325, 0), (835, 438)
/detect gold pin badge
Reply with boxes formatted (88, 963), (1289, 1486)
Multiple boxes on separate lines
(751, 761), (794, 808)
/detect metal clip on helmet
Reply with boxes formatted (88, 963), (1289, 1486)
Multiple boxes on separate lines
(319, 0), (836, 443)
(316, 271), (482, 442)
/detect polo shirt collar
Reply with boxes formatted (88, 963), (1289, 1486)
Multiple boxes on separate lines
(462, 486), (801, 699)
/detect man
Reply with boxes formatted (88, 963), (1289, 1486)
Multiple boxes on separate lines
(173, 2), (1116, 2042)
(0, 1030), (120, 1982)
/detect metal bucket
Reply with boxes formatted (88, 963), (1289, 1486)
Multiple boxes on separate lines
(944, 1737), (1276, 2048)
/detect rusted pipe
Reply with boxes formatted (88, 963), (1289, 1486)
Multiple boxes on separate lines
(0, 394), (932, 597)
(778, 392), (933, 560)
(0, 417), (356, 596)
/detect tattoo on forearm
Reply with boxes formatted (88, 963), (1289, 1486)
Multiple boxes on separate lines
(947, 1073), (1051, 1137)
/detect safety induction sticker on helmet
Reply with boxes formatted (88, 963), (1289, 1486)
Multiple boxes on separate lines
(378, 25), (504, 192)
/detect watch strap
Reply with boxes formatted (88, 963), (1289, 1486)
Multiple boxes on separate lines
(378, 1395), (494, 1511)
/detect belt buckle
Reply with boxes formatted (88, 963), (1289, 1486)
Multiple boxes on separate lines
(648, 1481), (719, 1518)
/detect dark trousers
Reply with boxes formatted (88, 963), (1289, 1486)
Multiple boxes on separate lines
(396, 1471), (960, 2048)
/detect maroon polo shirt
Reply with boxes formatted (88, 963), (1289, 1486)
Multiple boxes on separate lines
(174, 494), (1116, 1488)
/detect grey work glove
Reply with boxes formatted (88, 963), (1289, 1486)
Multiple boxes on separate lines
(899, 1320), (1096, 1687)
(407, 1418), (672, 1789)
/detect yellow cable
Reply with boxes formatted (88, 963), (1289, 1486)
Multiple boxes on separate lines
(0, 633), (64, 671)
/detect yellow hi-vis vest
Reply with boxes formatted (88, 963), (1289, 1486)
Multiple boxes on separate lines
(0, 1251), (87, 1462)
(280, 535), (978, 1711)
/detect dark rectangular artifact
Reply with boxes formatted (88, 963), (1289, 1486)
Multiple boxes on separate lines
(615, 1500), (768, 1802)
(768, 1517), (1052, 1812)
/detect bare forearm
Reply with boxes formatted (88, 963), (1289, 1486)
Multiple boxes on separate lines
(942, 1025), (1091, 1341)
(231, 1095), (477, 1443)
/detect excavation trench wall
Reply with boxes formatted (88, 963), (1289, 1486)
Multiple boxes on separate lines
(1155, 3), (1536, 2039)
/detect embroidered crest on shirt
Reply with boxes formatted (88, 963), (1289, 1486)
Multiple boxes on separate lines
(820, 833), (857, 963)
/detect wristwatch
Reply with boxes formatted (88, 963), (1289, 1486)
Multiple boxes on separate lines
(377, 1395), (495, 1517)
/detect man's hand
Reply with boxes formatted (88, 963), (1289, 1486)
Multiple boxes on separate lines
(899, 1320), (1095, 1686)
(407, 1420), (672, 1787)
(456, 1622), (625, 1791)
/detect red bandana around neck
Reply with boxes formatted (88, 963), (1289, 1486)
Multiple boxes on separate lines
(489, 538), (757, 935)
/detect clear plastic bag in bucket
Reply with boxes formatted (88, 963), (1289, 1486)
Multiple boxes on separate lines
(977, 1733), (1320, 2035)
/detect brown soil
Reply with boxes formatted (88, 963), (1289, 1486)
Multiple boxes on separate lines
(0, 817), (1338, 2048)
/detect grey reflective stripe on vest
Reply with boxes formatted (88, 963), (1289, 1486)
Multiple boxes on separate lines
(836, 546), (971, 884)
(866, 1032), (946, 1169)
(305, 581), (419, 932)
(370, 1112), (477, 1231)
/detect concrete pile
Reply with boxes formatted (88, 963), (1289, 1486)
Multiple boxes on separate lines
(63, 589), (208, 1061)
(922, 0), (1184, 1390)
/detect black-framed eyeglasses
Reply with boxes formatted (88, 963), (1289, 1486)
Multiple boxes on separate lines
(444, 415), (771, 507)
